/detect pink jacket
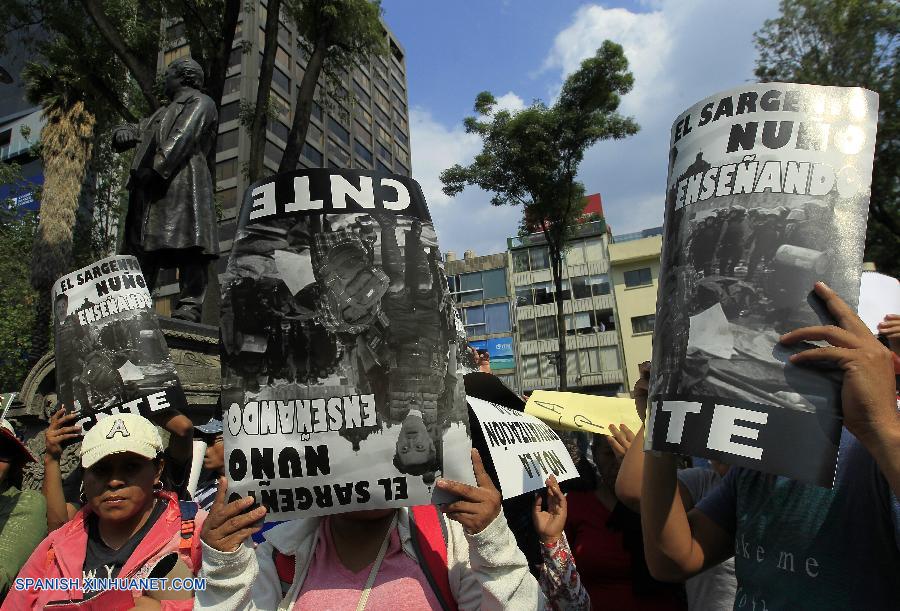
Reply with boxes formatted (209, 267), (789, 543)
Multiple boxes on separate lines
(1, 491), (206, 610)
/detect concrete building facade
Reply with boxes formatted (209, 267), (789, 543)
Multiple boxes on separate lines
(156, 4), (411, 312)
(508, 221), (624, 395)
(445, 250), (517, 392)
(608, 227), (663, 392)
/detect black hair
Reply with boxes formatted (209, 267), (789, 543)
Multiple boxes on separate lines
(392, 452), (439, 482)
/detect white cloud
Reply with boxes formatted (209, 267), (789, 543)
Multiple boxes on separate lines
(409, 106), (522, 256)
(493, 91), (526, 114)
(543, 5), (673, 113)
(541, 0), (780, 235)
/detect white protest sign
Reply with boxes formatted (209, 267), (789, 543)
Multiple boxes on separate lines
(858, 271), (900, 335)
(468, 396), (577, 498)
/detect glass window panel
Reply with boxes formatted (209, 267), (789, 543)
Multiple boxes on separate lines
(267, 119), (290, 142)
(482, 269), (507, 299)
(374, 104), (391, 127)
(329, 138), (349, 164)
(523, 355), (539, 379)
(585, 348), (601, 373)
(632, 314), (656, 334)
(311, 101), (323, 121)
(223, 74), (240, 96)
(459, 272), (482, 302)
(275, 47), (290, 70)
(376, 159), (392, 173)
(354, 139), (373, 164)
(328, 116), (350, 144)
(216, 158), (238, 182)
(540, 354), (556, 379)
(529, 246), (550, 270)
(566, 241), (586, 266)
(591, 309), (616, 332)
(571, 276), (591, 299)
(272, 65), (290, 91)
(377, 141), (391, 161)
(533, 282), (554, 305)
(513, 251), (530, 273)
(484, 303), (510, 334)
(536, 316), (557, 340)
(599, 346), (620, 371)
(302, 142), (322, 166)
(566, 312), (591, 335)
(216, 129), (238, 153)
(393, 124), (408, 146)
(515, 286), (533, 307)
(228, 47), (242, 68)
(566, 351), (580, 376)
(217, 187), (237, 211)
(219, 102), (239, 124)
(519, 319), (537, 341)
(624, 267), (653, 287)
(584, 237), (604, 262)
(589, 273), (611, 296)
(264, 140), (283, 164)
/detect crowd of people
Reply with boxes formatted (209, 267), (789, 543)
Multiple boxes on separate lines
(0, 282), (897, 609)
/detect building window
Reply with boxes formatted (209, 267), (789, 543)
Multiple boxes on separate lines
(515, 285), (534, 307)
(219, 101), (239, 124)
(376, 159), (392, 173)
(570, 274), (610, 299)
(624, 267), (653, 288)
(454, 269), (507, 302)
(377, 141), (391, 162)
(393, 124), (408, 146)
(216, 187), (238, 211)
(532, 282), (554, 306)
(632, 314), (656, 334)
(302, 142), (323, 166)
(311, 101), (323, 122)
(356, 106), (372, 126)
(394, 145), (409, 166)
(308, 121), (323, 145)
(352, 80), (371, 107)
(216, 129), (239, 153)
(519, 318), (537, 341)
(391, 90), (407, 113)
(530, 247), (550, 270)
(395, 160), (409, 175)
(272, 65), (290, 91)
(535, 315), (557, 340)
(463, 303), (510, 336)
(354, 139), (373, 164)
(164, 45), (190, 66)
(393, 108), (407, 131)
(264, 140), (283, 165)
(328, 116), (350, 145)
(267, 118), (290, 142)
(374, 88), (390, 111)
(223, 74), (241, 96)
(374, 104), (391, 127)
(540, 354), (557, 379)
(355, 119), (372, 141)
(216, 158), (238, 182)
(512, 250), (530, 273)
(228, 47), (242, 68)
(329, 139), (349, 165)
(275, 46), (290, 69)
(523, 355), (540, 380)
(375, 123), (391, 145)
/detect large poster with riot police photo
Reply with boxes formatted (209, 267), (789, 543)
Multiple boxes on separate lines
(220, 169), (473, 519)
(54, 255), (187, 433)
(647, 83), (878, 486)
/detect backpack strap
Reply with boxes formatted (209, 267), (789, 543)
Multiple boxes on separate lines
(409, 505), (457, 611)
(178, 500), (200, 565)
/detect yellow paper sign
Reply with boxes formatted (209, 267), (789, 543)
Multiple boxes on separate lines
(524, 390), (643, 437)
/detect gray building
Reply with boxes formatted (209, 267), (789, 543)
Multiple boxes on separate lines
(508, 221), (625, 395)
(156, 4), (411, 313)
(445, 250), (518, 392)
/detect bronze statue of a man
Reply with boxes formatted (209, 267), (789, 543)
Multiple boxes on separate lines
(113, 57), (219, 322)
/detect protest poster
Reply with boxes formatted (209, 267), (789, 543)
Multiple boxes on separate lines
(648, 83), (878, 486)
(524, 390), (643, 436)
(858, 271), (900, 335)
(220, 169), (473, 519)
(468, 396), (576, 498)
(53, 255), (187, 433)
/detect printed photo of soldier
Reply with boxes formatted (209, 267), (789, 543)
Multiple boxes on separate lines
(652, 148), (857, 416)
(54, 275), (181, 421)
(220, 196), (470, 487)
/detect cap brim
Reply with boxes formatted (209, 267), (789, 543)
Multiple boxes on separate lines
(81, 441), (159, 469)
(0, 428), (37, 463)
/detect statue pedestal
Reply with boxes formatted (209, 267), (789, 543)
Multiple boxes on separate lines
(158, 317), (220, 416)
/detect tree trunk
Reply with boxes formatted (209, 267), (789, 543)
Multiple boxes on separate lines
(28, 101), (96, 366)
(201, 0), (241, 179)
(279, 34), (328, 173)
(549, 241), (569, 391)
(79, 0), (159, 111)
(28, 291), (52, 366)
(248, 0), (283, 182)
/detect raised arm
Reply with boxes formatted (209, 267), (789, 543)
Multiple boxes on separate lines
(42, 408), (81, 531)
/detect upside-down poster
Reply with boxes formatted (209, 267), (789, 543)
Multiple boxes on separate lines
(647, 83), (878, 486)
(220, 169), (474, 518)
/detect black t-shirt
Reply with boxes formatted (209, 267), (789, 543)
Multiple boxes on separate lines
(82, 498), (168, 596)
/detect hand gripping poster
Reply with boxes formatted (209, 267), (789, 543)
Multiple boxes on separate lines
(53, 255), (188, 433)
(220, 169), (473, 518)
(647, 83), (878, 486)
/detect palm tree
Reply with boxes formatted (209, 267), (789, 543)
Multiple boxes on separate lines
(23, 61), (97, 364)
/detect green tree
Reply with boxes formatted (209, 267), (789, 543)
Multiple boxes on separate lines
(754, 0), (899, 276)
(441, 42), (639, 389)
(247, 0), (284, 182)
(278, 0), (387, 173)
(0, 163), (39, 389)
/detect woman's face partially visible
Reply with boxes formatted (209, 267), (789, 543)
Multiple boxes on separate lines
(83, 452), (161, 523)
(591, 436), (620, 488)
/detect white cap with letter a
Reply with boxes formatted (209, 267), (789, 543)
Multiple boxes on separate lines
(80, 413), (164, 469)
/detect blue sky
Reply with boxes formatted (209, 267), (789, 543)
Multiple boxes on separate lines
(380, 0), (782, 256)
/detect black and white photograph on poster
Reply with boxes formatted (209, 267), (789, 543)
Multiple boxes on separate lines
(468, 397), (577, 499)
(648, 83), (878, 486)
(53, 255), (187, 433)
(220, 169), (474, 519)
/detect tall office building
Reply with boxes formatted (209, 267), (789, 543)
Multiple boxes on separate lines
(608, 227), (663, 391)
(508, 213), (625, 396)
(156, 3), (412, 313)
(446, 250), (517, 392)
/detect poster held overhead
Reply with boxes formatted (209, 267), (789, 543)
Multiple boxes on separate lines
(220, 169), (473, 519)
(647, 83), (878, 486)
(524, 390), (643, 436)
(53, 255), (188, 433)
